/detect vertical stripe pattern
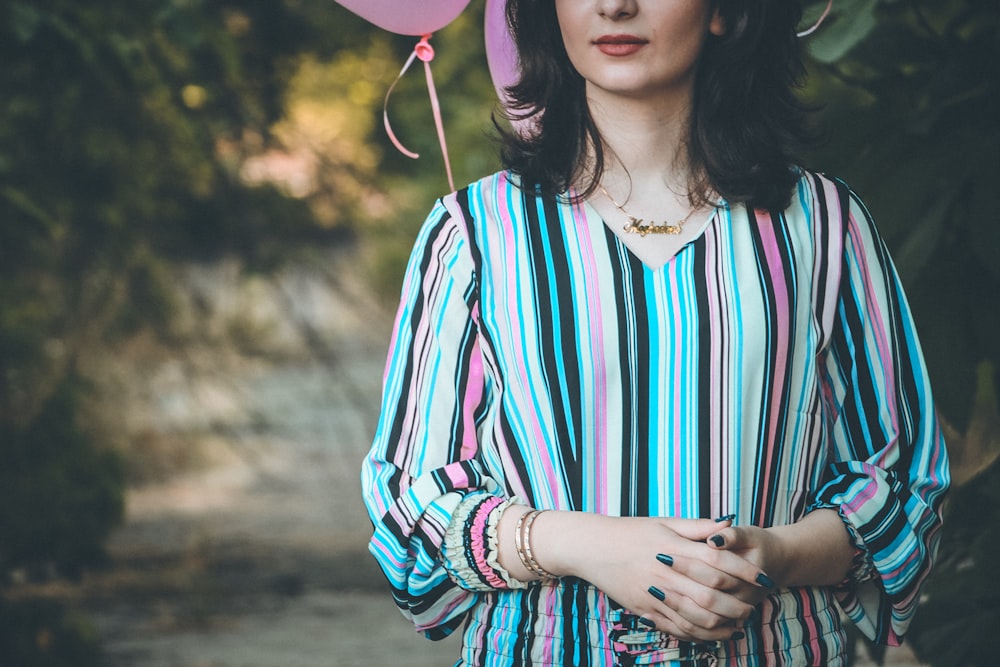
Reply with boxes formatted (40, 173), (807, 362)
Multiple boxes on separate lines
(361, 170), (949, 665)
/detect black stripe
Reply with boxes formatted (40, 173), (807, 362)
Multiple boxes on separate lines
(693, 235), (714, 519)
(599, 227), (639, 515)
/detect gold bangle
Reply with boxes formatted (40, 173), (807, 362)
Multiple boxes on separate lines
(513, 509), (532, 576)
(517, 509), (558, 581)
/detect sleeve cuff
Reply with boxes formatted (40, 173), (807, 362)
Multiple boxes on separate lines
(441, 494), (527, 592)
(808, 501), (877, 587)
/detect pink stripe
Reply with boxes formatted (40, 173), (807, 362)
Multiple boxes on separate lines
(461, 305), (485, 459)
(817, 178), (844, 331)
(797, 588), (823, 656)
(883, 545), (921, 583)
(370, 534), (407, 570)
(570, 194), (609, 513)
(542, 585), (558, 664)
(754, 209), (792, 511)
(843, 465), (881, 514)
(443, 461), (471, 490)
(469, 497), (507, 587)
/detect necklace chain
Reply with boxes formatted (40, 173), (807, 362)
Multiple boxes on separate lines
(599, 185), (698, 237)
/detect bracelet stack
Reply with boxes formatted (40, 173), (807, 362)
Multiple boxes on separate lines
(442, 494), (528, 591)
(514, 509), (558, 581)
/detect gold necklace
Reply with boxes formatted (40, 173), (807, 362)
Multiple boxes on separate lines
(599, 185), (699, 237)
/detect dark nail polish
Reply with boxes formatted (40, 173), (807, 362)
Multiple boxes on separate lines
(656, 553), (674, 567)
(709, 535), (725, 547)
(638, 616), (656, 628)
(756, 572), (775, 588)
(731, 631), (745, 641)
(714, 513), (736, 523)
(647, 585), (666, 602)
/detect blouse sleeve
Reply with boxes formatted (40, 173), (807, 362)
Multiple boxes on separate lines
(361, 198), (502, 640)
(813, 182), (951, 646)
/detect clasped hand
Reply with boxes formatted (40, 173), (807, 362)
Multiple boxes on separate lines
(529, 513), (779, 643)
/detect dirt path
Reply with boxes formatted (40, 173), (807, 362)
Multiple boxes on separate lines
(79, 351), (464, 666)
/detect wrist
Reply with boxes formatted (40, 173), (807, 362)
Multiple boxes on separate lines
(529, 510), (614, 580)
(766, 510), (856, 588)
(761, 525), (795, 588)
(514, 509), (560, 580)
(498, 508), (595, 582)
(497, 504), (535, 582)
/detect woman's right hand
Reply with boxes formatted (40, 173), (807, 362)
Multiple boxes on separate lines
(500, 509), (770, 643)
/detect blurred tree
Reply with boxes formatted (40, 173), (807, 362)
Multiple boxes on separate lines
(0, 0), (378, 662)
(803, 0), (1000, 434)
(800, 1), (1000, 665)
(1, 0), (324, 424)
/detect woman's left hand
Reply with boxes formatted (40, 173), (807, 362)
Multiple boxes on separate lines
(700, 522), (783, 606)
(702, 509), (858, 604)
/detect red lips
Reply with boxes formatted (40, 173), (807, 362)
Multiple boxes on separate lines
(593, 34), (647, 57)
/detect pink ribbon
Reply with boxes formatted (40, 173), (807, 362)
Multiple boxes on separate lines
(798, 0), (834, 37)
(383, 34), (456, 192)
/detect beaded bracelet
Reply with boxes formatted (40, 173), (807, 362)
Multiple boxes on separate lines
(514, 509), (558, 581)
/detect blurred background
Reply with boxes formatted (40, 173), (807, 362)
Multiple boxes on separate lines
(0, 1), (997, 665)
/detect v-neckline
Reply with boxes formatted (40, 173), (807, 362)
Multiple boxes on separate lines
(581, 198), (722, 273)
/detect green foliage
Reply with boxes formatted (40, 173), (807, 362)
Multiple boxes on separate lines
(0, 597), (102, 667)
(803, 0), (1000, 430)
(908, 455), (1000, 666)
(0, 378), (124, 579)
(1, 0), (312, 422)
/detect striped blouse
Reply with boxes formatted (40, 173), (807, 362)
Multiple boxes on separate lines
(361, 170), (949, 666)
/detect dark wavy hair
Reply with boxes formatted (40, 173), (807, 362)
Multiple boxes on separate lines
(498, 0), (810, 212)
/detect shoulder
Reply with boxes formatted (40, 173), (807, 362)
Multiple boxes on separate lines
(781, 169), (883, 250)
(787, 169), (876, 220)
(437, 170), (538, 229)
(438, 169), (547, 237)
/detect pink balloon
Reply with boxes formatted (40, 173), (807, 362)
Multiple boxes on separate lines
(485, 0), (531, 131)
(485, 0), (518, 94)
(335, 0), (472, 36)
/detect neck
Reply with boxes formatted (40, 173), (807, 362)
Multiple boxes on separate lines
(584, 82), (696, 199)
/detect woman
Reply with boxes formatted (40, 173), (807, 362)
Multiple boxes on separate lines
(362, 1), (950, 665)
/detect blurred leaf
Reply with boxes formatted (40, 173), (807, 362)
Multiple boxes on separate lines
(806, 0), (879, 63)
(7, 1), (41, 43)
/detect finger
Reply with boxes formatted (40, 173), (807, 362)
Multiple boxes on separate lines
(663, 544), (764, 592)
(639, 607), (726, 643)
(658, 552), (744, 593)
(648, 570), (755, 623)
(661, 517), (728, 542)
(644, 591), (746, 643)
(707, 526), (739, 549)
